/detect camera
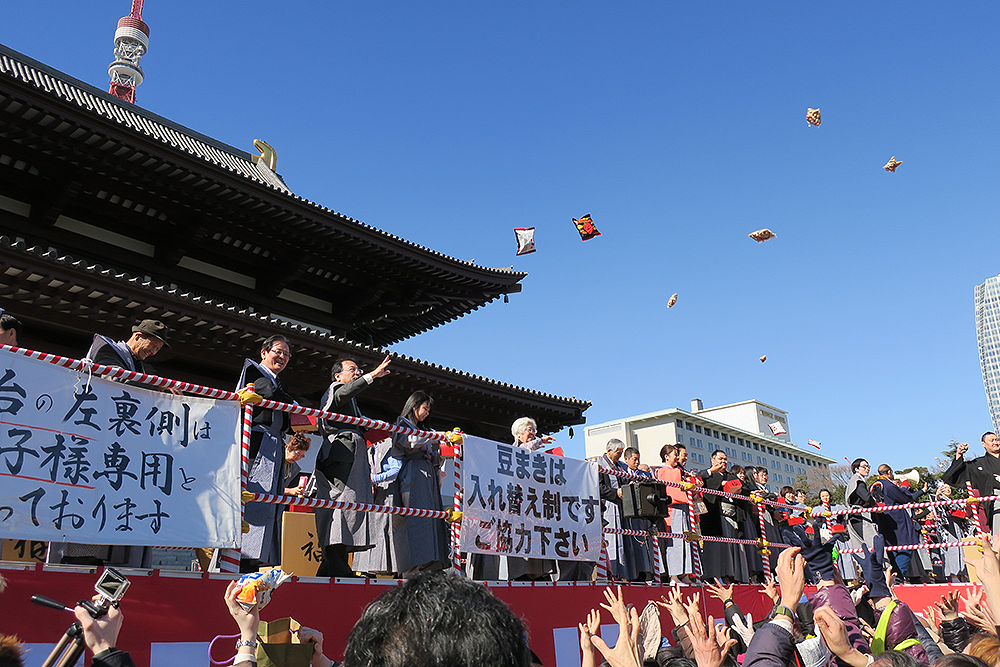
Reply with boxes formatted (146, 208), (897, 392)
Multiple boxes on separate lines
(95, 567), (130, 606)
(79, 568), (130, 618)
(31, 567), (130, 620)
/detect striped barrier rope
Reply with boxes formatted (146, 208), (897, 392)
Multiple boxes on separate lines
(1, 344), (449, 442)
(244, 492), (452, 518)
(451, 455), (463, 572)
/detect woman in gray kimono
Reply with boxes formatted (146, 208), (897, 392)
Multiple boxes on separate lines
(846, 458), (877, 564)
(357, 391), (448, 577)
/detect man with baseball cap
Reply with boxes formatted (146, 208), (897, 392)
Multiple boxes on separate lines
(87, 318), (170, 378)
(46, 319), (173, 568)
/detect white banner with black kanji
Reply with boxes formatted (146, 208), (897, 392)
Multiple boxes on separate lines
(460, 435), (601, 561)
(0, 350), (241, 547)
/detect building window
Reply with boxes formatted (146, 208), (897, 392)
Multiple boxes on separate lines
(767, 447), (773, 455)
(697, 439), (703, 449)
(793, 455), (799, 463)
(722, 434), (728, 442)
(713, 430), (720, 438)
(753, 443), (760, 451)
(738, 438), (744, 446)
(695, 425), (702, 434)
(686, 422), (693, 431)
(676, 419), (684, 428)
(690, 437), (695, 447)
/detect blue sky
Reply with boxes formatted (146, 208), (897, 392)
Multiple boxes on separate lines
(4, 2), (999, 471)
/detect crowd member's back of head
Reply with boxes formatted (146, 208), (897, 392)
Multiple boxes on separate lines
(967, 633), (1000, 666)
(0, 636), (24, 667)
(871, 650), (923, 667)
(343, 571), (531, 667)
(932, 654), (990, 667)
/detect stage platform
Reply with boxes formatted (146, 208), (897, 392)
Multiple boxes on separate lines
(2, 562), (972, 667)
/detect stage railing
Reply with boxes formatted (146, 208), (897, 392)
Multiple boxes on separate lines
(3, 342), (989, 582)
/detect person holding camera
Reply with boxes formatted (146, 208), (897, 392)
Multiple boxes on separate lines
(72, 602), (135, 667)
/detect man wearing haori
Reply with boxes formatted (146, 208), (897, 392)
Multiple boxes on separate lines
(942, 433), (1000, 533)
(598, 438), (630, 580)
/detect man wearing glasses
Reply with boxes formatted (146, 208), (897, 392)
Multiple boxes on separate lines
(314, 355), (392, 577)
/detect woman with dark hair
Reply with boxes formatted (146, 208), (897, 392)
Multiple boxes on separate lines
(846, 458), (877, 564)
(236, 334), (296, 572)
(356, 391), (449, 577)
(656, 444), (695, 583)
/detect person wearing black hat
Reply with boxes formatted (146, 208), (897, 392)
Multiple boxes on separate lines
(87, 319), (171, 380)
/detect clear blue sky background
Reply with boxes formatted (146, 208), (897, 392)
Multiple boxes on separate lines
(4, 2), (999, 472)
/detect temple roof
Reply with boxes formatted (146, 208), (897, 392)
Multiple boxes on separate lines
(0, 42), (589, 437)
(0, 235), (588, 438)
(0, 42), (525, 347)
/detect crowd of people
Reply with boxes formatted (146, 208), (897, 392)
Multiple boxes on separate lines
(596, 435), (997, 586)
(8, 314), (1000, 586)
(6, 532), (1000, 667)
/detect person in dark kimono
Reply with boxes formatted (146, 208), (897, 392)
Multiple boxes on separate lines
(942, 433), (1000, 533)
(235, 334), (297, 572)
(314, 355), (391, 577)
(361, 391), (448, 577)
(697, 450), (746, 582)
(870, 464), (925, 581)
(620, 447), (656, 581)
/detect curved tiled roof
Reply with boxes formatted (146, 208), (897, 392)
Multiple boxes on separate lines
(0, 235), (588, 410)
(0, 41), (527, 345)
(0, 42), (524, 275)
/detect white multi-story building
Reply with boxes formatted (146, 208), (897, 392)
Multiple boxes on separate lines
(584, 398), (836, 492)
(976, 275), (1000, 434)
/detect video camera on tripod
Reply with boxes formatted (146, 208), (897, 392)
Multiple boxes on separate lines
(30, 568), (131, 667)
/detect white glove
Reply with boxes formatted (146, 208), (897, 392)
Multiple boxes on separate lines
(730, 612), (755, 647)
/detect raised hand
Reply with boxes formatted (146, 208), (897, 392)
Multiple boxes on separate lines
(705, 578), (734, 603)
(686, 609), (737, 667)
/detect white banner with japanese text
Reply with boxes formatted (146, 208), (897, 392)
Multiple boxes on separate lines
(0, 350), (241, 547)
(460, 435), (601, 561)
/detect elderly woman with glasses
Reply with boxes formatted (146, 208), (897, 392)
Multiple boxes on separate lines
(846, 458), (877, 564)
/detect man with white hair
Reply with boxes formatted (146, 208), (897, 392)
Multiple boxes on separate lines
(598, 438), (632, 580)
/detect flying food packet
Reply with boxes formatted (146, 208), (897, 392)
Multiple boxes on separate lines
(514, 227), (536, 255)
(573, 214), (601, 241)
(806, 108), (821, 127)
(749, 228), (776, 242)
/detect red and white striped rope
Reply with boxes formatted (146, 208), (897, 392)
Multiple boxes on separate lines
(244, 492), (451, 518)
(1, 344), (449, 442)
(838, 539), (978, 554)
(685, 478), (703, 579)
(605, 528), (792, 548)
(967, 481), (987, 536)
(599, 464), (1000, 515)
(451, 456), (463, 572)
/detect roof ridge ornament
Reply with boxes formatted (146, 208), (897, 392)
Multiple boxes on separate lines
(251, 139), (278, 172)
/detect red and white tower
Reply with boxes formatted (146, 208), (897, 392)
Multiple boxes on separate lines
(107, 0), (149, 104)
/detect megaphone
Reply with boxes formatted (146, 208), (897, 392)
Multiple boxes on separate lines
(899, 469), (920, 486)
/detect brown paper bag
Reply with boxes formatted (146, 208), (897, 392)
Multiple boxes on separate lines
(257, 618), (315, 667)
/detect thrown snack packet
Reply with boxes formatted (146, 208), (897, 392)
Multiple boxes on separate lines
(235, 568), (293, 611)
